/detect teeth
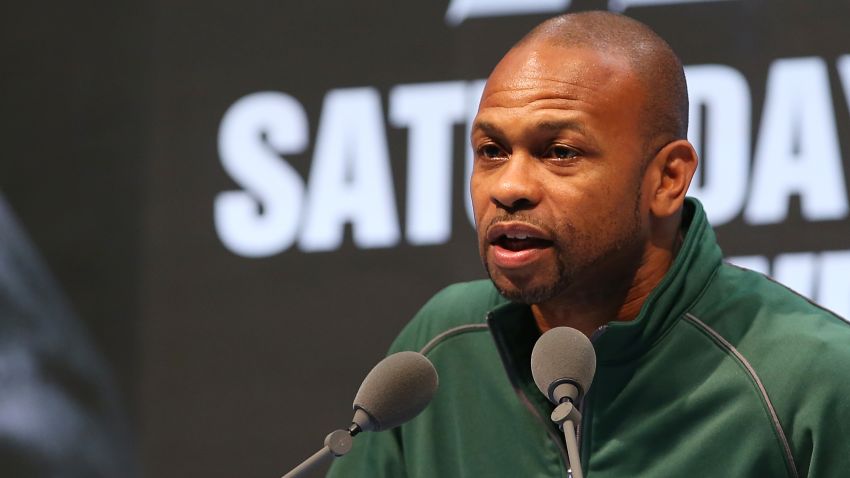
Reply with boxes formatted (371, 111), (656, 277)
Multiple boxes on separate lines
(507, 234), (529, 240)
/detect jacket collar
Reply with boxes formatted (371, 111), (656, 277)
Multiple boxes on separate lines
(488, 197), (723, 365)
(591, 197), (722, 363)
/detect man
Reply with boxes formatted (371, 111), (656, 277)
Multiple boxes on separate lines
(328, 11), (850, 477)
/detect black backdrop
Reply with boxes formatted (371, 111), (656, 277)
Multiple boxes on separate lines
(3, 1), (850, 477)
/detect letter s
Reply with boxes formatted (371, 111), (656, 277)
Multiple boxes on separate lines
(215, 92), (307, 257)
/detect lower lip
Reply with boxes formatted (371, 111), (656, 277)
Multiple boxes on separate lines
(489, 244), (552, 269)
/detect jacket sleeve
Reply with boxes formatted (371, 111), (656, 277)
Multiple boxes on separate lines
(794, 335), (850, 477)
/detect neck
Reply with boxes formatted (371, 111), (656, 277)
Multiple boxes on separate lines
(532, 227), (682, 338)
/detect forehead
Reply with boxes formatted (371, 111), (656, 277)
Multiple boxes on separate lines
(476, 44), (644, 129)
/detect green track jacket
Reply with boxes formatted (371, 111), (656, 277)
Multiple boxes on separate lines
(327, 198), (850, 477)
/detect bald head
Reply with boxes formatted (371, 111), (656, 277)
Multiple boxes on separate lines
(515, 12), (688, 149)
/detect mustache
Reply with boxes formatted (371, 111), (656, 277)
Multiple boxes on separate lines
(483, 213), (555, 237)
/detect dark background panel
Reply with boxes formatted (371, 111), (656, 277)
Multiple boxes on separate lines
(0, 1), (152, 414)
(138, 4), (487, 475)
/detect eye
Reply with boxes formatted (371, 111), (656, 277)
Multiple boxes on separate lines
(478, 143), (506, 160)
(545, 145), (580, 162)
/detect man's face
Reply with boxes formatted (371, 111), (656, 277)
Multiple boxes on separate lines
(470, 44), (651, 304)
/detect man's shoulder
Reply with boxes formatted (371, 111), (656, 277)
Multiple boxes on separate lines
(707, 262), (848, 329)
(698, 263), (850, 471)
(388, 280), (507, 353)
(693, 261), (850, 372)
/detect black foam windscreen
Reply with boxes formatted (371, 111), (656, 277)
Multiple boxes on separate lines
(530, 327), (596, 404)
(351, 351), (438, 432)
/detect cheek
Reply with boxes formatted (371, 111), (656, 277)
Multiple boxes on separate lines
(545, 175), (615, 216)
(469, 176), (490, 225)
(589, 164), (641, 207)
(548, 178), (632, 237)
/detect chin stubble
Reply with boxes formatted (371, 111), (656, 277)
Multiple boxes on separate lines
(482, 190), (644, 306)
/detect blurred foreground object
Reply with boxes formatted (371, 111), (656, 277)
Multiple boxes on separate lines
(0, 193), (137, 477)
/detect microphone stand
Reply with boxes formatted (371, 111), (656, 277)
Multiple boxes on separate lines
(550, 401), (584, 478)
(281, 424), (360, 478)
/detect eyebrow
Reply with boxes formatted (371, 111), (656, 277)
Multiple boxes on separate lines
(471, 120), (502, 137)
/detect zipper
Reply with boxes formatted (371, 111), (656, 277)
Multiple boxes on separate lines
(487, 313), (572, 475)
(576, 324), (608, 470)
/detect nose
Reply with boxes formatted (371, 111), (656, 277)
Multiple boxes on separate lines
(490, 154), (540, 212)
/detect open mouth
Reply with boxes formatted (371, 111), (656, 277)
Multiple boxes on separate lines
(493, 234), (553, 252)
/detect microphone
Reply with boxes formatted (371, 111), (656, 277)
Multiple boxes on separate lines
(531, 326), (596, 405)
(352, 350), (439, 432)
(282, 351), (439, 478)
(530, 327), (596, 478)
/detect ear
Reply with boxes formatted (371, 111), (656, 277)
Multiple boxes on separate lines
(647, 139), (698, 217)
